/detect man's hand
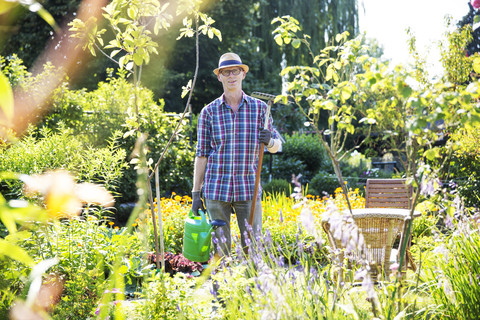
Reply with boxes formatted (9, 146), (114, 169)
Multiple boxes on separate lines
(259, 129), (272, 145)
(191, 191), (206, 215)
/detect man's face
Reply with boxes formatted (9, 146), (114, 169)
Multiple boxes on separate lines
(217, 67), (245, 91)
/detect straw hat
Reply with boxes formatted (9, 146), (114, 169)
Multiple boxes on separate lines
(213, 52), (249, 75)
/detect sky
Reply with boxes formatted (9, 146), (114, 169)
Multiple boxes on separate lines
(359, 0), (469, 76)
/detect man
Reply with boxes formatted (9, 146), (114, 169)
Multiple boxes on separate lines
(191, 52), (281, 256)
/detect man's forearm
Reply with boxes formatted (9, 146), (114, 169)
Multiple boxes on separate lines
(192, 156), (207, 192)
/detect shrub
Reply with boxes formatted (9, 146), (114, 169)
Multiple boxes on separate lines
(309, 171), (339, 196)
(262, 179), (291, 196)
(269, 133), (329, 184)
(8, 210), (149, 319)
(138, 272), (207, 319)
(0, 54), (29, 88)
(42, 70), (171, 146)
(450, 124), (480, 207)
(0, 125), (126, 199)
(41, 69), (195, 203)
(267, 156), (306, 183)
(4, 59), (195, 203)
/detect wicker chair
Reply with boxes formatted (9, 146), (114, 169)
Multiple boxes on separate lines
(365, 179), (416, 271)
(322, 209), (409, 280)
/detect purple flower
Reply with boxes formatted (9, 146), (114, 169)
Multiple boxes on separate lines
(218, 228), (227, 244)
(354, 268), (376, 299)
(445, 215), (454, 229)
(265, 229), (273, 246)
(390, 262), (399, 272)
(246, 284), (253, 297)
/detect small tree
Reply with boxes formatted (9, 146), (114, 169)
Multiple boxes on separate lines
(68, 0), (222, 273)
(272, 16), (373, 213)
(272, 15), (480, 316)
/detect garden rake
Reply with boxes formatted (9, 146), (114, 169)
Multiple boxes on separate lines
(248, 92), (276, 227)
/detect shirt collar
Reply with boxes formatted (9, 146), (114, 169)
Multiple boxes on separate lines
(221, 91), (248, 107)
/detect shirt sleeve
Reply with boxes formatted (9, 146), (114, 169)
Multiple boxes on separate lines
(196, 107), (212, 157)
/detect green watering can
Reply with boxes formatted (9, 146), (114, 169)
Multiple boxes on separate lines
(182, 209), (226, 262)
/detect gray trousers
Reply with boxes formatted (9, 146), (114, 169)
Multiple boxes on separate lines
(205, 198), (262, 256)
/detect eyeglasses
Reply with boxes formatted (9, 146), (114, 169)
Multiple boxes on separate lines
(219, 68), (242, 76)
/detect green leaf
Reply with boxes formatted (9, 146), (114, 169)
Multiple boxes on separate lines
(36, 7), (60, 33)
(346, 124), (354, 134)
(325, 65), (333, 81)
(0, 71), (14, 121)
(0, 209), (16, 233)
(424, 148), (440, 161)
(398, 83), (413, 98)
(474, 57), (480, 74)
(274, 34), (283, 46)
(340, 86), (353, 102)
(5, 230), (32, 243)
(292, 39), (301, 49)
(119, 265), (128, 274)
(133, 52), (143, 66)
(118, 55), (126, 69)
(0, 238), (35, 267)
(321, 100), (337, 111)
(127, 7), (136, 19)
(0, 0), (18, 15)
(111, 49), (121, 58)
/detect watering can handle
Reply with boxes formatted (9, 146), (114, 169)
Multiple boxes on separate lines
(190, 209), (208, 223)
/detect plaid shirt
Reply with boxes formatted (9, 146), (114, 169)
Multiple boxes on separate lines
(196, 92), (277, 202)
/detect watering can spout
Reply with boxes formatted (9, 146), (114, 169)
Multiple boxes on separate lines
(182, 209), (226, 262)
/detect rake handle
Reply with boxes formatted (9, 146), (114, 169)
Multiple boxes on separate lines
(248, 143), (265, 227)
(248, 100), (272, 228)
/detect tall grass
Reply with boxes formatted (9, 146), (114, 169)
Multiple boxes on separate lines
(423, 216), (480, 320)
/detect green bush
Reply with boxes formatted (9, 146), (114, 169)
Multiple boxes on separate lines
(267, 156), (306, 183)
(262, 179), (291, 196)
(9, 211), (148, 319)
(3, 58), (195, 202)
(0, 54), (29, 88)
(309, 171), (339, 196)
(450, 124), (480, 207)
(270, 103), (307, 135)
(138, 272), (210, 319)
(0, 125), (126, 199)
(270, 133), (329, 183)
(41, 69), (195, 202)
